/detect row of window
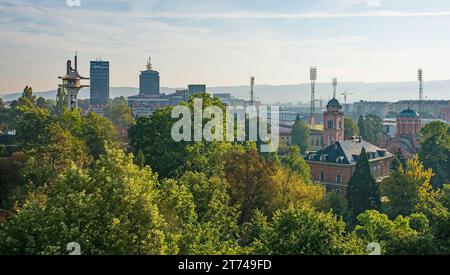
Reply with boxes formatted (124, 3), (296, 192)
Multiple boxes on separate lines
(319, 170), (342, 184)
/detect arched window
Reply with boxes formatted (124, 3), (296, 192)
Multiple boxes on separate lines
(320, 170), (326, 182)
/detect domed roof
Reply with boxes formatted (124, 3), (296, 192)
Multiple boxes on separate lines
(399, 108), (419, 118)
(327, 98), (341, 108)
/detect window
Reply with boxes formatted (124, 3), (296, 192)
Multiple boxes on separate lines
(320, 170), (326, 182)
(336, 172), (342, 184)
(336, 156), (345, 163)
(328, 120), (334, 129)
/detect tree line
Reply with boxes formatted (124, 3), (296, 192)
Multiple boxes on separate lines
(0, 88), (449, 255)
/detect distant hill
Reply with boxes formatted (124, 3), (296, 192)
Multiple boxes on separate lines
(2, 80), (450, 104)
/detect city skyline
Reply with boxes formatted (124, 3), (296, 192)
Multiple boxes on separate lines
(2, 0), (450, 94)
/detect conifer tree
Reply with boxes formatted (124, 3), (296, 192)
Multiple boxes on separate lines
(347, 148), (381, 218)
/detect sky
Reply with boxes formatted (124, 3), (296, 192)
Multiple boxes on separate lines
(1, 0), (450, 94)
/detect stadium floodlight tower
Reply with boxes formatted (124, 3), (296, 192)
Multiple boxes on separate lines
(332, 77), (338, 98)
(250, 76), (255, 106)
(418, 68), (423, 112)
(309, 66), (317, 125)
(58, 52), (89, 110)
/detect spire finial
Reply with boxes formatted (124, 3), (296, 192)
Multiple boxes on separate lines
(75, 51), (78, 70)
(146, 57), (152, 70)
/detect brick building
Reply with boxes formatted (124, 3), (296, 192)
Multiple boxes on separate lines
(306, 139), (394, 192)
(305, 97), (394, 193)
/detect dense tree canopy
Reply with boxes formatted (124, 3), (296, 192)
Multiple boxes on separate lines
(291, 114), (310, 153)
(347, 148), (381, 219)
(344, 117), (359, 140)
(364, 114), (383, 145)
(419, 121), (450, 188)
(2, 86), (450, 255)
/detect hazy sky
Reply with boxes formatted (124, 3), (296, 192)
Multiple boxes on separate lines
(1, 0), (450, 94)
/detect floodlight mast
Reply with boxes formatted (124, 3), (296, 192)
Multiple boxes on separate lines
(309, 66), (317, 125)
(332, 77), (338, 99)
(250, 76), (255, 106)
(418, 68), (423, 112)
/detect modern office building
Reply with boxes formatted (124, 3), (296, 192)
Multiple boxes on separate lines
(140, 58), (160, 96)
(90, 60), (110, 106)
(188, 84), (206, 96)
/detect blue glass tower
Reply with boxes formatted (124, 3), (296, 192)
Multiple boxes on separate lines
(140, 57), (160, 96)
(90, 60), (110, 106)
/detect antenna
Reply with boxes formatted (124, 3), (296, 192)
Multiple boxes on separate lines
(75, 51), (78, 70)
(332, 77), (338, 98)
(146, 57), (152, 70)
(309, 66), (317, 125)
(418, 68), (423, 112)
(341, 91), (354, 104)
(250, 76), (255, 106)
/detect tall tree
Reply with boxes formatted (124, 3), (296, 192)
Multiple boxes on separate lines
(364, 114), (383, 144)
(382, 155), (435, 218)
(129, 93), (229, 179)
(354, 210), (433, 255)
(291, 114), (310, 153)
(104, 103), (134, 129)
(224, 145), (276, 224)
(0, 149), (175, 255)
(419, 121), (450, 188)
(357, 115), (367, 140)
(347, 148), (381, 218)
(17, 86), (36, 107)
(344, 117), (359, 140)
(252, 205), (364, 255)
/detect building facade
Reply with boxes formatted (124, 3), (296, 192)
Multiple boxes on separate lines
(384, 108), (421, 158)
(306, 139), (394, 192)
(188, 84), (206, 96)
(140, 58), (160, 96)
(322, 98), (344, 146)
(90, 60), (110, 106)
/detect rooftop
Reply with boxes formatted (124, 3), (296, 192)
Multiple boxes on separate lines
(306, 139), (393, 165)
(399, 108), (419, 118)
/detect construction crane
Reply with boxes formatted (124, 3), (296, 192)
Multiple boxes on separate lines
(341, 91), (354, 104)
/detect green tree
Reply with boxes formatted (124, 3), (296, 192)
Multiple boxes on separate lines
(36, 97), (48, 109)
(0, 149), (175, 255)
(224, 145), (276, 224)
(15, 105), (53, 150)
(382, 156), (435, 218)
(158, 172), (241, 255)
(280, 146), (312, 183)
(419, 121), (450, 188)
(344, 117), (359, 140)
(354, 210), (433, 255)
(364, 114), (383, 144)
(129, 93), (229, 179)
(20, 123), (90, 189)
(323, 191), (350, 221)
(17, 86), (36, 107)
(291, 114), (310, 153)
(347, 148), (381, 218)
(357, 115), (367, 139)
(60, 110), (119, 159)
(104, 103), (134, 128)
(252, 205), (364, 255)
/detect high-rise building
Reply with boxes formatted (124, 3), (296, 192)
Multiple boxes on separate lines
(140, 57), (160, 96)
(188, 84), (206, 96)
(90, 60), (110, 106)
